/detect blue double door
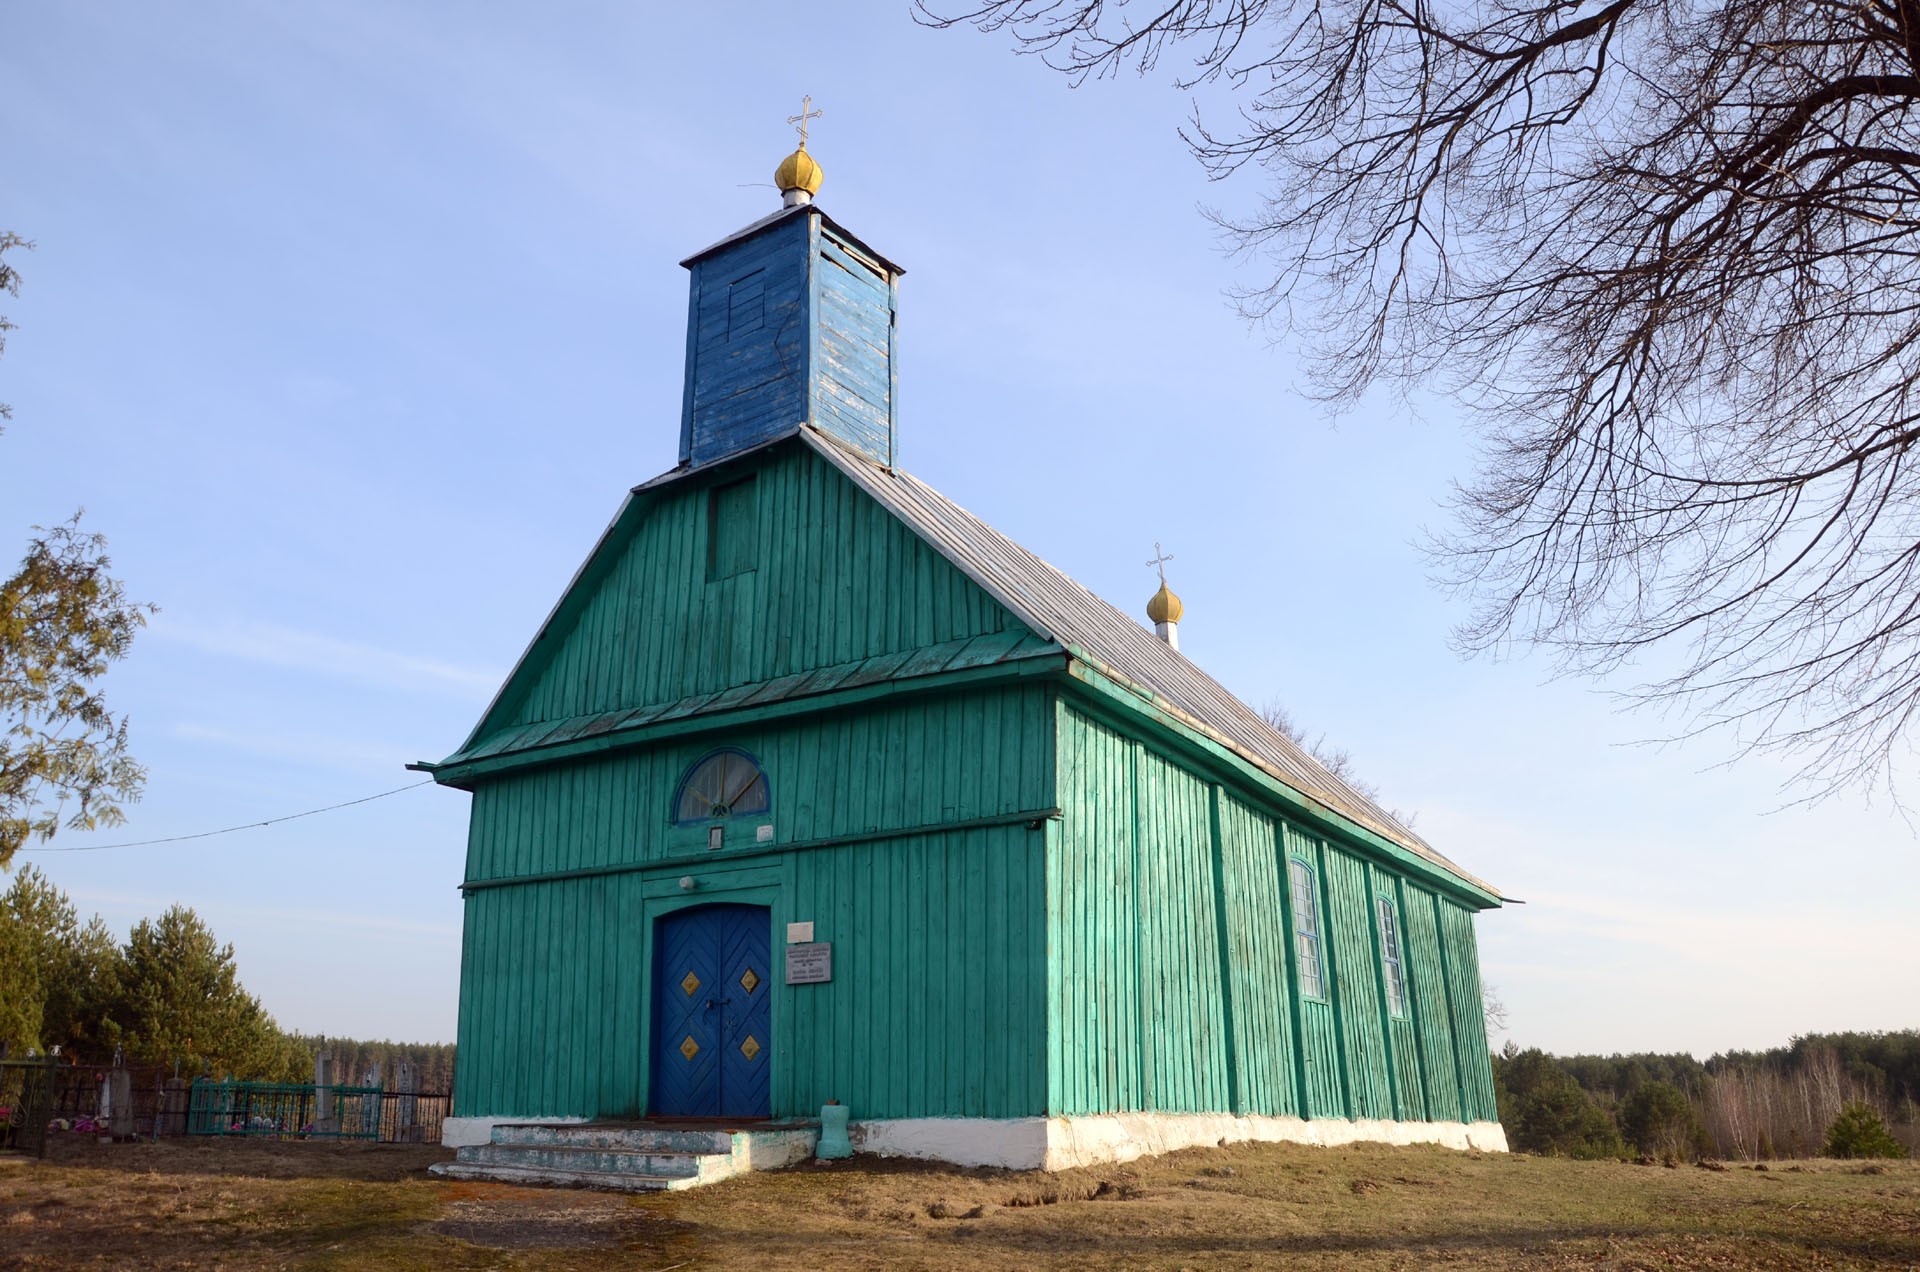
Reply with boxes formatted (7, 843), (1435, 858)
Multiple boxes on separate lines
(652, 904), (773, 1118)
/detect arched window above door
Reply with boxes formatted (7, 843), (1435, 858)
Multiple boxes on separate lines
(671, 748), (771, 825)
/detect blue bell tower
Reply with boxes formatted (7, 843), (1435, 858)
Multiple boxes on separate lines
(677, 139), (902, 469)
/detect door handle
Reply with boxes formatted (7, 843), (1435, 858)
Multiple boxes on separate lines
(705, 998), (732, 1008)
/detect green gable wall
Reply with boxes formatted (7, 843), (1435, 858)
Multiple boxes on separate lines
(448, 437), (1058, 1122)
(481, 442), (1020, 738)
(1050, 701), (1499, 1125)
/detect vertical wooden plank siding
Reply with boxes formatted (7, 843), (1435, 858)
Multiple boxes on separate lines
(463, 685), (1054, 882)
(1051, 706), (1256, 1117)
(1135, 746), (1231, 1113)
(1402, 885), (1465, 1122)
(1376, 867), (1427, 1122)
(1282, 825), (1346, 1118)
(811, 229), (895, 461)
(1215, 793), (1300, 1118)
(454, 827), (1045, 1121)
(1047, 701), (1144, 1114)
(681, 214), (814, 465)
(456, 876), (637, 1117)
(781, 826), (1045, 1119)
(1438, 901), (1501, 1121)
(454, 685), (1054, 1119)
(1324, 848), (1394, 1119)
(1048, 707), (1499, 1128)
(499, 446), (1019, 732)
(679, 213), (897, 469)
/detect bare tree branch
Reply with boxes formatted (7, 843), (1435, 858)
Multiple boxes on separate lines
(929, 0), (1920, 795)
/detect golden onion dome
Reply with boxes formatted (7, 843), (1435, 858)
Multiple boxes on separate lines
(1147, 582), (1184, 625)
(775, 146), (825, 199)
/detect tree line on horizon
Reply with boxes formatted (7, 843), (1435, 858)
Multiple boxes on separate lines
(0, 866), (453, 1091)
(1495, 1032), (1917, 1161)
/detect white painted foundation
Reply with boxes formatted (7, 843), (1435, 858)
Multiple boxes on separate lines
(850, 1113), (1509, 1171)
(441, 1115), (589, 1150)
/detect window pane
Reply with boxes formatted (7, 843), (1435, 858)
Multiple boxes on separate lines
(674, 750), (770, 824)
(1289, 860), (1324, 999)
(1377, 897), (1408, 1018)
(1298, 934), (1322, 999)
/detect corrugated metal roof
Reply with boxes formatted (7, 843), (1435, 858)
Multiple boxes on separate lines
(799, 428), (1493, 894)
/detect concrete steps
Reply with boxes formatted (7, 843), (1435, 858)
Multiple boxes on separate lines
(428, 1121), (818, 1192)
(430, 1159), (694, 1193)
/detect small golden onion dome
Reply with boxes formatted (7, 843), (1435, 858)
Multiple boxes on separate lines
(775, 146), (825, 197)
(1147, 583), (1183, 625)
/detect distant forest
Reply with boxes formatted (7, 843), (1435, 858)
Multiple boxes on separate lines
(286, 1035), (456, 1093)
(1495, 1030), (1918, 1161)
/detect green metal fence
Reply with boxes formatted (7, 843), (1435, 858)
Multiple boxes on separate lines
(186, 1078), (383, 1139)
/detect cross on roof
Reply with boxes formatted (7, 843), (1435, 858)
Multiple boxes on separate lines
(1146, 542), (1174, 584)
(787, 95), (823, 148)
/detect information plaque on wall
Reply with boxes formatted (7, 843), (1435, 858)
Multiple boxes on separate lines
(785, 941), (832, 985)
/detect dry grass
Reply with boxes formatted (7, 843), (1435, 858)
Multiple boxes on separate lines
(1, 1135), (1916, 1270)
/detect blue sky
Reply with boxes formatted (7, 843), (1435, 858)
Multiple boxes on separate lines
(7, 1), (1913, 1054)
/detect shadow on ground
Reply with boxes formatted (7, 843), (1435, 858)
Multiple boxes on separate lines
(33, 1132), (452, 1181)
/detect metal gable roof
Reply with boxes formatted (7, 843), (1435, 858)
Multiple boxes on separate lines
(679, 203), (906, 277)
(797, 428), (1496, 896)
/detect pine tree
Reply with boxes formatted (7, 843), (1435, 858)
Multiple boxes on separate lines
(1825, 1101), (1909, 1160)
(112, 906), (301, 1079)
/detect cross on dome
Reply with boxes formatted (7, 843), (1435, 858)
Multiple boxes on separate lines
(787, 95), (823, 148)
(1145, 542), (1184, 643)
(1146, 542), (1175, 585)
(775, 95), (826, 206)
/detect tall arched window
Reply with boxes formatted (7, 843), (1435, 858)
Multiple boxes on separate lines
(672, 749), (771, 825)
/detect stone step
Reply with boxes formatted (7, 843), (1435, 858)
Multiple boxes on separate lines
(489, 1123), (735, 1154)
(428, 1159), (692, 1193)
(457, 1142), (705, 1177)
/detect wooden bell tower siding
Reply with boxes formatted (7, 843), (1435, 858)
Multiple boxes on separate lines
(419, 199), (1507, 1171)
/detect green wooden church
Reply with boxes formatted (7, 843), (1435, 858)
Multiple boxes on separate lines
(422, 140), (1508, 1179)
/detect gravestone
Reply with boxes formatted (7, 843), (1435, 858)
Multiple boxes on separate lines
(104, 1068), (133, 1139)
(395, 1059), (420, 1142)
(360, 1065), (383, 1138)
(313, 1050), (338, 1135)
(160, 1077), (189, 1137)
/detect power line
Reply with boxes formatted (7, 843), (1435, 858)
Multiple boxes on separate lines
(17, 779), (437, 853)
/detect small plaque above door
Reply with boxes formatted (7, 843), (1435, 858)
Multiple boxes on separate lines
(785, 942), (832, 985)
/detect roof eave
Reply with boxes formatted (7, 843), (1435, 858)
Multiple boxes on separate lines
(678, 203), (906, 277)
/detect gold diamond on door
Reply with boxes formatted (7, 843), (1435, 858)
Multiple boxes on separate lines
(681, 971), (700, 996)
(739, 967), (760, 994)
(740, 1035), (761, 1061)
(680, 1035), (700, 1060)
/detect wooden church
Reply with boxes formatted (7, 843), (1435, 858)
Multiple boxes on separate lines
(422, 136), (1508, 1182)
